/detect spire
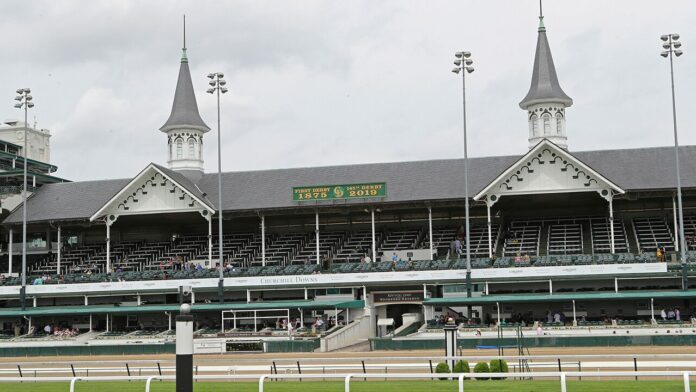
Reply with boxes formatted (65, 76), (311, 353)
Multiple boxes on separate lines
(519, 3), (572, 109)
(160, 16), (210, 133)
(181, 15), (188, 63)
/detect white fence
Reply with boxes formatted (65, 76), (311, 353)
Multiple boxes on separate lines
(0, 370), (692, 392)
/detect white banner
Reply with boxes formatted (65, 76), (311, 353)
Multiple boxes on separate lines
(0, 263), (667, 297)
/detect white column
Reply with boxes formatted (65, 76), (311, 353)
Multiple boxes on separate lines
(89, 315), (93, 332)
(572, 300), (577, 326)
(56, 226), (61, 275)
(168, 312), (172, 331)
(651, 298), (655, 322)
(299, 308), (304, 327)
(106, 223), (111, 274)
(208, 218), (212, 267)
(549, 279), (553, 294)
(8, 229), (12, 275)
(246, 289), (251, 303)
(191, 290), (195, 304)
(673, 195), (679, 252)
(609, 196), (615, 254)
(315, 211), (320, 265)
(137, 294), (141, 306)
(428, 207), (434, 260)
(261, 215), (266, 266)
(614, 277), (618, 293)
(371, 208), (376, 263)
(496, 302), (501, 324)
(304, 288), (308, 300)
(487, 203), (493, 258)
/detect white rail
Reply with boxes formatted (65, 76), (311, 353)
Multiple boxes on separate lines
(0, 370), (691, 392)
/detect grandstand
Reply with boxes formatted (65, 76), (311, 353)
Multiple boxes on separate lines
(1, 9), (696, 357)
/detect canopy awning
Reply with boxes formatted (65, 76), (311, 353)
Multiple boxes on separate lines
(425, 291), (696, 306)
(0, 299), (364, 318)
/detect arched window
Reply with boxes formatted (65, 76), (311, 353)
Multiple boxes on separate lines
(188, 138), (195, 158)
(176, 139), (183, 159)
(531, 115), (538, 136)
(556, 115), (563, 134)
(543, 115), (551, 134)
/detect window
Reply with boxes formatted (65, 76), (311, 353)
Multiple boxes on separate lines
(188, 138), (195, 158)
(531, 115), (538, 136)
(176, 139), (183, 159)
(543, 115), (551, 134)
(556, 115), (563, 134)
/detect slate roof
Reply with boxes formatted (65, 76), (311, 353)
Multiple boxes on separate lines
(519, 17), (573, 108)
(4, 145), (696, 225)
(159, 53), (210, 132)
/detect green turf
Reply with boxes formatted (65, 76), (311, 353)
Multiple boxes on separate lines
(1, 380), (693, 392)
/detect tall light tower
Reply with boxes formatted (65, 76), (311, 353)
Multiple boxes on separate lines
(13, 88), (33, 311)
(207, 73), (228, 303)
(660, 34), (688, 289)
(452, 52), (474, 301)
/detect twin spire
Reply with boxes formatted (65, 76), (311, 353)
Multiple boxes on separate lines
(160, 15), (209, 133)
(519, 1), (572, 109)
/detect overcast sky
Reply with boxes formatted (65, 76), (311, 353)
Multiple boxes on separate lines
(1, 1), (695, 181)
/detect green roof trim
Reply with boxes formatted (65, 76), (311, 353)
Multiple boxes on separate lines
(425, 291), (696, 306)
(0, 150), (58, 173)
(0, 299), (364, 318)
(0, 170), (68, 184)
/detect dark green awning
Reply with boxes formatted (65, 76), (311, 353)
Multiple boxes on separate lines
(424, 290), (696, 306)
(0, 299), (364, 317)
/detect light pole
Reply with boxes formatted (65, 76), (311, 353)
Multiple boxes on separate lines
(452, 52), (474, 302)
(13, 88), (33, 311)
(207, 73), (228, 303)
(660, 34), (688, 289)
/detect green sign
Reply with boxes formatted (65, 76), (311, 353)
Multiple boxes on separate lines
(293, 183), (386, 202)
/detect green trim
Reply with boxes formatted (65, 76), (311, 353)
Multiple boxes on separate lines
(0, 299), (364, 317)
(0, 170), (67, 183)
(0, 150), (58, 172)
(424, 290), (696, 306)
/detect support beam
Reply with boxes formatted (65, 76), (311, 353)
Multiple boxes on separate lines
(89, 315), (92, 332)
(428, 207), (434, 260)
(487, 203), (493, 258)
(371, 208), (376, 262)
(56, 226), (61, 275)
(614, 277), (618, 293)
(315, 211), (320, 265)
(496, 301), (501, 325)
(304, 288), (308, 300)
(106, 222), (111, 274)
(8, 229), (12, 276)
(572, 300), (577, 326)
(673, 195), (679, 252)
(261, 215), (266, 266)
(651, 298), (655, 323)
(609, 195), (615, 254)
(207, 217), (212, 267)
(549, 279), (553, 294)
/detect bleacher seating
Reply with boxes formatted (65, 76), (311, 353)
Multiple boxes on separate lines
(547, 222), (582, 255)
(503, 222), (541, 256)
(633, 216), (675, 252)
(380, 228), (421, 251)
(333, 230), (381, 263)
(591, 218), (629, 253)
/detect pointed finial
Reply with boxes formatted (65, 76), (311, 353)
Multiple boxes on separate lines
(181, 14), (188, 63)
(538, 0), (546, 32)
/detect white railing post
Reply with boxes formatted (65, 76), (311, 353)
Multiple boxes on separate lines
(258, 374), (268, 392)
(69, 377), (81, 392)
(145, 376), (157, 392)
(458, 373), (465, 392)
(344, 374), (353, 392)
(684, 371), (690, 392)
(560, 372), (567, 392)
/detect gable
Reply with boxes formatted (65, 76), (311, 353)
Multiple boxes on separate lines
(89, 164), (215, 221)
(474, 139), (624, 205)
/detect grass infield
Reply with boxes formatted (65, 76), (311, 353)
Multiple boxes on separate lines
(1, 380), (693, 392)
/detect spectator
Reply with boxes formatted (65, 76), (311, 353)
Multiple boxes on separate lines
(668, 308), (676, 319)
(661, 308), (667, 320)
(454, 238), (463, 257)
(43, 324), (52, 335)
(364, 254), (371, 263)
(391, 253), (398, 262)
(656, 246), (664, 262)
(676, 308), (681, 321)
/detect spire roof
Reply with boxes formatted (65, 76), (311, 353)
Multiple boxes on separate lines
(519, 15), (573, 109)
(159, 24), (210, 133)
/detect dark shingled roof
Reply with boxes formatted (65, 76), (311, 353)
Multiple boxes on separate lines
(159, 53), (210, 132)
(519, 18), (573, 108)
(4, 145), (696, 224)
